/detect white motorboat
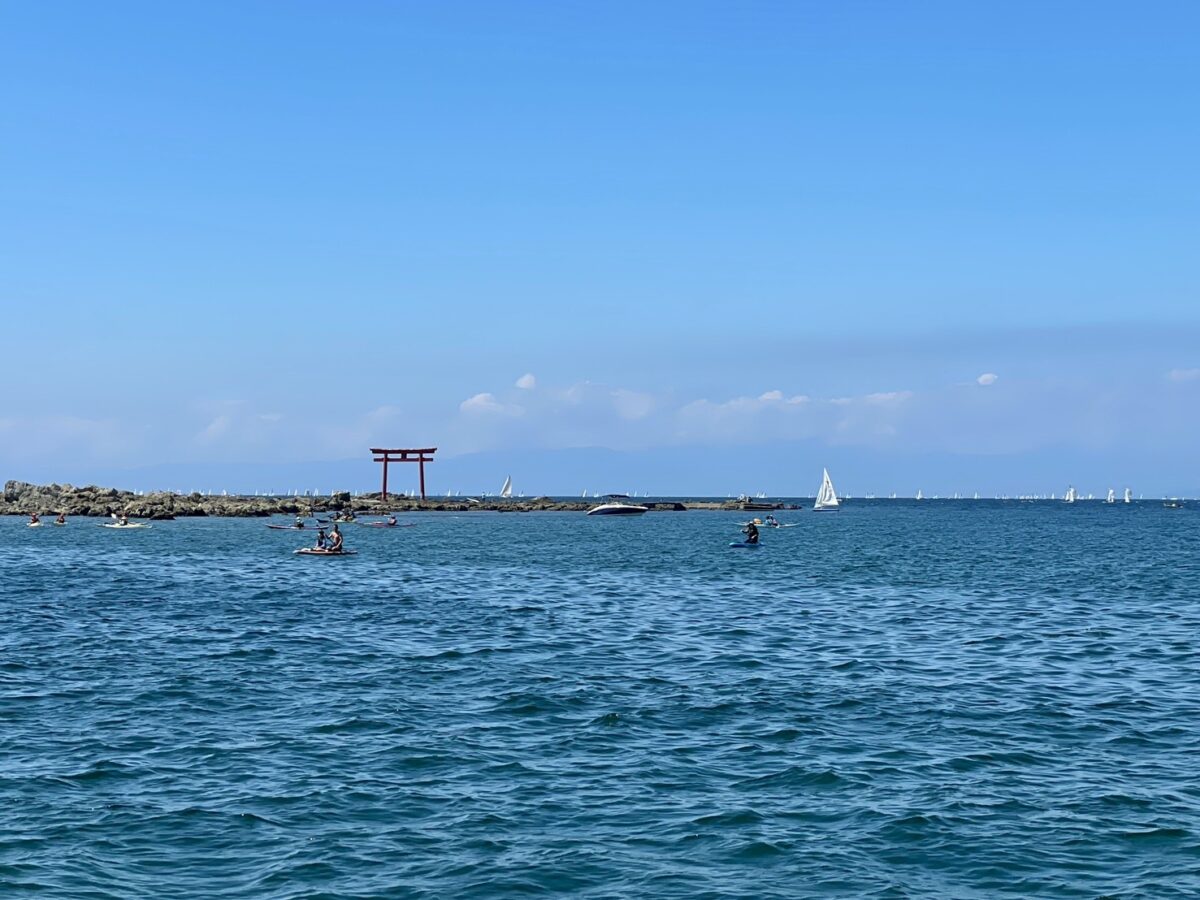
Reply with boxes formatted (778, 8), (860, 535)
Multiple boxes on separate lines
(586, 501), (649, 516)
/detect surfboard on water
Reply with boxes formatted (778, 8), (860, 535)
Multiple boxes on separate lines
(729, 541), (761, 549)
(294, 548), (357, 556)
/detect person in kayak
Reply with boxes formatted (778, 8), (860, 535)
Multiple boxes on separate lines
(742, 521), (760, 544)
(29, 512), (40, 525)
(55, 513), (66, 525)
(328, 524), (344, 553)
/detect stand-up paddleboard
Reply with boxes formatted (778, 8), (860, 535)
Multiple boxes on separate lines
(359, 521), (414, 528)
(53, 522), (67, 527)
(28, 522), (43, 528)
(266, 524), (309, 530)
(100, 523), (152, 529)
(294, 548), (357, 556)
(729, 541), (761, 549)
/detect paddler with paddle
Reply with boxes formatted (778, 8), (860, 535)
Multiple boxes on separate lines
(742, 520), (760, 545)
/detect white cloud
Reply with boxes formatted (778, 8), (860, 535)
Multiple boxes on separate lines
(977, 373), (999, 386)
(611, 389), (655, 420)
(459, 392), (523, 416)
(197, 415), (233, 443)
(1167, 368), (1200, 383)
(864, 391), (913, 404)
(515, 373), (537, 390)
(759, 390), (784, 401)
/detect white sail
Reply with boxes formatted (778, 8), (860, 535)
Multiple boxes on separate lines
(500, 476), (513, 498)
(1064, 486), (1077, 503)
(916, 489), (923, 501)
(814, 468), (840, 511)
(1124, 487), (1132, 504)
(1106, 488), (1115, 504)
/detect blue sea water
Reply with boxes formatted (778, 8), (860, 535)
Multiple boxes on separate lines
(2, 502), (1199, 898)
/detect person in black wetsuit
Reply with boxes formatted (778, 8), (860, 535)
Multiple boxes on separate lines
(742, 521), (760, 544)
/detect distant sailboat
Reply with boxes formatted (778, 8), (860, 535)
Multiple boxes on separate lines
(499, 476), (513, 499)
(1105, 488), (1115, 504)
(814, 468), (840, 512)
(1123, 488), (1133, 504)
(1064, 486), (1077, 504)
(916, 489), (923, 501)
(973, 492), (979, 500)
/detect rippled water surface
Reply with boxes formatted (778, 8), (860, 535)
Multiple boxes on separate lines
(3, 503), (1199, 897)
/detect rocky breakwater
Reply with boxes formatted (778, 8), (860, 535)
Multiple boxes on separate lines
(3, 481), (319, 519)
(3, 482), (697, 517)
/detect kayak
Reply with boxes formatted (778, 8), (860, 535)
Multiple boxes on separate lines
(359, 521), (414, 528)
(729, 541), (761, 549)
(100, 523), (152, 529)
(294, 548), (357, 556)
(27, 522), (43, 528)
(53, 522), (67, 527)
(266, 524), (309, 530)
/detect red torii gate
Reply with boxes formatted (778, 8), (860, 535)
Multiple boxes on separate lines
(371, 447), (437, 501)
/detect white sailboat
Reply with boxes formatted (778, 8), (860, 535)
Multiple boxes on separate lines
(1105, 488), (1115, 504)
(1064, 485), (1077, 504)
(499, 476), (513, 499)
(915, 489), (923, 501)
(814, 468), (840, 512)
(1123, 487), (1133, 504)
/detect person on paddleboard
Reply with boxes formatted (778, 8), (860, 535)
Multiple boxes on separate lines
(387, 514), (397, 526)
(328, 524), (344, 553)
(315, 528), (328, 550)
(294, 515), (304, 528)
(764, 514), (779, 528)
(742, 521), (759, 544)
(55, 513), (66, 525)
(29, 512), (40, 525)
(118, 513), (129, 526)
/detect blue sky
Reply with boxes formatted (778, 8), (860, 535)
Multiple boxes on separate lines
(4, 1), (1199, 494)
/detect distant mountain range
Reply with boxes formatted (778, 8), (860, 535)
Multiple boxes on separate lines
(7, 443), (1198, 499)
